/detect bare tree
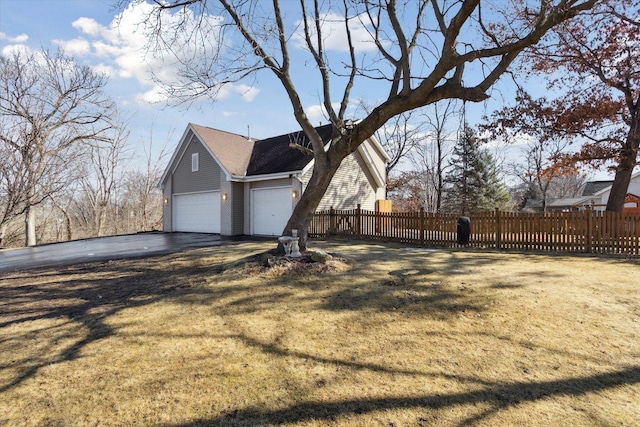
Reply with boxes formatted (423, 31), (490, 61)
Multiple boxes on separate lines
(358, 101), (424, 175)
(386, 170), (437, 212)
(0, 49), (115, 246)
(49, 190), (76, 242)
(78, 125), (131, 237)
(0, 145), (26, 229)
(128, 0), (596, 249)
(511, 138), (580, 211)
(122, 127), (171, 232)
(380, 111), (424, 175)
(409, 100), (460, 212)
(547, 171), (588, 199)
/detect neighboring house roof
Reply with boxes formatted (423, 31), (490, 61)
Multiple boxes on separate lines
(523, 199), (543, 209)
(522, 197), (593, 211)
(547, 197), (590, 208)
(247, 124), (333, 176)
(582, 180), (614, 196)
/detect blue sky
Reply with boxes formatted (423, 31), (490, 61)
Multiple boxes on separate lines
(0, 0), (316, 166)
(0, 0), (612, 180)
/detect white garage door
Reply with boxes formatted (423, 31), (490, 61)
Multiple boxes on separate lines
(173, 191), (220, 233)
(252, 187), (292, 236)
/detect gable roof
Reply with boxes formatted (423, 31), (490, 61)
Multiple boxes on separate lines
(190, 123), (254, 177)
(247, 124), (333, 176)
(161, 122), (388, 186)
(581, 170), (640, 197)
(582, 180), (614, 196)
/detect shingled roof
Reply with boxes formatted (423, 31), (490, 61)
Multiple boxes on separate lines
(190, 123), (254, 177)
(581, 180), (614, 196)
(246, 124), (334, 176)
(187, 123), (350, 177)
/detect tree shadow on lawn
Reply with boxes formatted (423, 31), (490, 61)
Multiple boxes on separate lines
(0, 246), (494, 394)
(316, 247), (531, 314)
(0, 244), (621, 406)
(0, 258), (225, 393)
(186, 247), (500, 317)
(322, 266), (490, 315)
(166, 365), (640, 427)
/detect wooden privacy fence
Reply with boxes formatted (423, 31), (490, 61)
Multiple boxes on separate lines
(309, 206), (640, 255)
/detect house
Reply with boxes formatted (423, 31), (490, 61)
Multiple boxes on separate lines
(538, 169), (640, 212)
(578, 172), (640, 212)
(159, 123), (389, 236)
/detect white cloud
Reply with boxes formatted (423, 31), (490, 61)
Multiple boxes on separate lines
(70, 5), (155, 87)
(72, 17), (102, 36)
(91, 63), (117, 78)
(1, 44), (33, 58)
(234, 84), (260, 102)
(0, 32), (29, 43)
(135, 84), (168, 104)
(223, 111), (246, 118)
(60, 1), (246, 105)
(306, 102), (341, 123)
(478, 127), (534, 149)
(2, 3), (255, 106)
(53, 37), (91, 56)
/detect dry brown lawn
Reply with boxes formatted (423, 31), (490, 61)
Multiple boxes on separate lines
(1, 241), (639, 426)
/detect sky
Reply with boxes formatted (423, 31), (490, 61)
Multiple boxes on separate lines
(0, 0), (613, 180)
(0, 0), (305, 166)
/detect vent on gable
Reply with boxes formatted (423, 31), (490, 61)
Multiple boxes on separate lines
(192, 153), (199, 172)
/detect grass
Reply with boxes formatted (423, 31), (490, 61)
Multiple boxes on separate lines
(1, 240), (639, 426)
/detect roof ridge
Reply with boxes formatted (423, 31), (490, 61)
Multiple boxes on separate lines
(255, 123), (334, 142)
(190, 122), (256, 141)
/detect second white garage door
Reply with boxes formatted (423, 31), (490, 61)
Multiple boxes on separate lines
(252, 187), (292, 236)
(173, 191), (220, 233)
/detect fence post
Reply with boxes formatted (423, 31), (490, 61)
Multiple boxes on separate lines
(495, 208), (501, 250)
(329, 206), (336, 236)
(420, 208), (425, 247)
(356, 204), (362, 238)
(586, 206), (592, 253)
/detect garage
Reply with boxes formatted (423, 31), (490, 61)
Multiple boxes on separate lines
(252, 187), (292, 236)
(173, 191), (220, 233)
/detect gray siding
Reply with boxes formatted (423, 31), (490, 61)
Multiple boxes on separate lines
(172, 135), (222, 194)
(231, 182), (244, 235)
(220, 180), (245, 236)
(220, 179), (232, 235)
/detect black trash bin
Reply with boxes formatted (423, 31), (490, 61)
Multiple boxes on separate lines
(457, 216), (471, 245)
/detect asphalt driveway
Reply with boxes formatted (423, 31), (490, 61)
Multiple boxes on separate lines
(0, 232), (264, 273)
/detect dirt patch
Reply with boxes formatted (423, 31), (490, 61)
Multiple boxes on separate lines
(228, 249), (353, 276)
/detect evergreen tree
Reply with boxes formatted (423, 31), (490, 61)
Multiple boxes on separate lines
(479, 151), (512, 211)
(442, 125), (511, 214)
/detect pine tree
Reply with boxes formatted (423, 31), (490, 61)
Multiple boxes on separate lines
(479, 151), (512, 211)
(442, 125), (511, 214)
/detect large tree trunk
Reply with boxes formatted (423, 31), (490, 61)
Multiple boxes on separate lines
(606, 114), (639, 212)
(63, 210), (73, 241)
(279, 159), (342, 252)
(25, 204), (36, 247)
